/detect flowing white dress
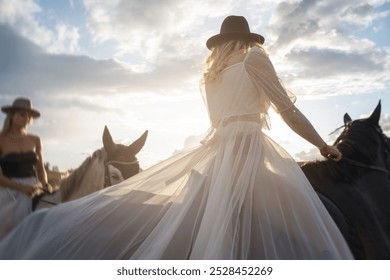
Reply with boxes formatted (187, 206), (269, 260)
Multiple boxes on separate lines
(0, 47), (353, 259)
(0, 177), (38, 239)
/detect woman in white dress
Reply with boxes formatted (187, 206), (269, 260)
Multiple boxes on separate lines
(0, 97), (53, 239)
(0, 16), (353, 259)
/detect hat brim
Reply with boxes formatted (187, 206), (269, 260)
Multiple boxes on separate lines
(206, 32), (265, 50)
(1, 106), (41, 118)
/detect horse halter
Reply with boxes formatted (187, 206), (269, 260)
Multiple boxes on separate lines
(104, 159), (140, 188)
(333, 120), (390, 176)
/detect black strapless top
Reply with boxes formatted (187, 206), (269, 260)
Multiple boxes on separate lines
(0, 151), (38, 178)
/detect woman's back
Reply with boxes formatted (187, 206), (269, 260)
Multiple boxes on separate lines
(203, 47), (271, 127)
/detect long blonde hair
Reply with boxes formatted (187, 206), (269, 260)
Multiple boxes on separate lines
(0, 114), (13, 136)
(203, 39), (263, 82)
(0, 111), (33, 136)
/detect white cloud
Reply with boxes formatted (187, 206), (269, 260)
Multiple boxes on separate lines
(381, 114), (390, 135)
(82, 0), (236, 62)
(261, 0), (390, 97)
(0, 0), (80, 54)
(47, 23), (80, 54)
(0, 22), (201, 99)
(0, 0), (41, 25)
(267, 0), (387, 51)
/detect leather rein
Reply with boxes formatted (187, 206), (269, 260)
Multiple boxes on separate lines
(341, 157), (390, 176)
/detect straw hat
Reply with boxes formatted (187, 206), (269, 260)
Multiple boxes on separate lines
(206, 15), (265, 50)
(1, 97), (41, 118)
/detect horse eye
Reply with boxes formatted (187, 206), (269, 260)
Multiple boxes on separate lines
(111, 174), (120, 180)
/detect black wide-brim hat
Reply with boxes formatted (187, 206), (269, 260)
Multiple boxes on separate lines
(1, 97), (41, 118)
(206, 15), (265, 50)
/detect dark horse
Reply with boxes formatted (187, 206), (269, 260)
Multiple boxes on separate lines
(34, 126), (148, 209)
(300, 101), (390, 259)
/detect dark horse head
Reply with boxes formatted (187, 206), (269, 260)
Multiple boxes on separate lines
(301, 100), (390, 259)
(334, 101), (390, 175)
(103, 126), (148, 187)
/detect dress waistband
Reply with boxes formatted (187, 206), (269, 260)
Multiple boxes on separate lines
(221, 113), (264, 127)
(201, 113), (267, 145)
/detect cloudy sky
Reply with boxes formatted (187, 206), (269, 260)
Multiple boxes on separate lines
(0, 0), (389, 171)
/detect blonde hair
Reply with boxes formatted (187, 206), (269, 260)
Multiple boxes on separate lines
(1, 115), (13, 135)
(203, 40), (263, 82)
(0, 111), (33, 135)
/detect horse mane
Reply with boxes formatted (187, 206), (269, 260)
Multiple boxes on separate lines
(300, 158), (368, 186)
(302, 119), (388, 186)
(60, 148), (106, 201)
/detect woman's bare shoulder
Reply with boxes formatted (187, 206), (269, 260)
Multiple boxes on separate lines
(27, 134), (41, 145)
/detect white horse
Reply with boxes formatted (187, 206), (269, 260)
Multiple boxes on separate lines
(34, 126), (148, 210)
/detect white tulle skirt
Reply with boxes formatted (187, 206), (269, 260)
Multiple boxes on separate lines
(0, 177), (37, 240)
(0, 122), (353, 259)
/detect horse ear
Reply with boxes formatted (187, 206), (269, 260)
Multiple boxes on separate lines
(367, 100), (381, 125)
(129, 130), (148, 155)
(102, 126), (116, 154)
(344, 113), (352, 124)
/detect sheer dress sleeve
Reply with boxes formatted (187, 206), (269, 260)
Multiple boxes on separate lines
(244, 46), (296, 113)
(244, 47), (326, 149)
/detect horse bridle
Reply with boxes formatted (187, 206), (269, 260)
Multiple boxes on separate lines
(103, 159), (140, 188)
(333, 120), (390, 176)
(340, 157), (390, 176)
(33, 159), (140, 210)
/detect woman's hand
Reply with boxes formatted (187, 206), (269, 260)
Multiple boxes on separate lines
(319, 144), (342, 161)
(43, 182), (55, 194)
(18, 183), (44, 197)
